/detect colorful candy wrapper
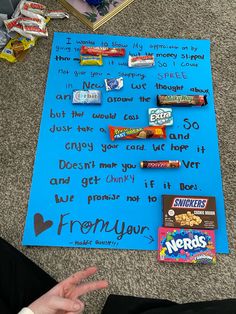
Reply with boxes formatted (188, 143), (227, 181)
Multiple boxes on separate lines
(22, 25), (48, 37)
(81, 46), (125, 56)
(12, 0), (25, 18)
(109, 126), (166, 141)
(149, 108), (173, 126)
(4, 17), (35, 40)
(105, 77), (123, 91)
(128, 55), (155, 67)
(0, 34), (37, 62)
(4, 17), (22, 32)
(45, 10), (69, 19)
(72, 90), (101, 105)
(0, 29), (10, 50)
(18, 16), (46, 29)
(140, 160), (181, 168)
(157, 95), (207, 107)
(21, 1), (46, 19)
(80, 55), (103, 66)
(158, 227), (216, 264)
(162, 195), (217, 229)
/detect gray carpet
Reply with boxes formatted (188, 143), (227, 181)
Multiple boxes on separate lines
(0, 0), (236, 313)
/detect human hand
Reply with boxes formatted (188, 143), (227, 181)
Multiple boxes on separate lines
(28, 266), (108, 314)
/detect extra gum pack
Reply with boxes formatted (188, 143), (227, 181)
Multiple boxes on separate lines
(158, 227), (216, 264)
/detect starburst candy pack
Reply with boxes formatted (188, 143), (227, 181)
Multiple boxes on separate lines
(158, 227), (216, 264)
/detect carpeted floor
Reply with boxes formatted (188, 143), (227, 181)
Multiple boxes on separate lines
(0, 0), (236, 313)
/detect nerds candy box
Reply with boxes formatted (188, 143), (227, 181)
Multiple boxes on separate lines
(158, 227), (216, 264)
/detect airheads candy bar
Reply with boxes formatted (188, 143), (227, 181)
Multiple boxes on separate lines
(162, 195), (217, 229)
(158, 227), (216, 264)
(109, 126), (166, 141)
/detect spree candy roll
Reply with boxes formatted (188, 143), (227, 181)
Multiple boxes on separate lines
(109, 126), (166, 141)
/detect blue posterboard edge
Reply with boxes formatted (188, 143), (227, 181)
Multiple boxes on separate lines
(208, 41), (229, 253)
(22, 34), (230, 254)
(53, 32), (212, 45)
(22, 33), (59, 245)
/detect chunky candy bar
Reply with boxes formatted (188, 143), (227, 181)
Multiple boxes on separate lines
(140, 160), (180, 169)
(105, 77), (123, 91)
(158, 227), (216, 264)
(80, 55), (103, 66)
(72, 90), (101, 105)
(109, 126), (166, 141)
(157, 95), (207, 107)
(149, 108), (173, 126)
(128, 55), (155, 67)
(162, 195), (217, 229)
(81, 46), (125, 56)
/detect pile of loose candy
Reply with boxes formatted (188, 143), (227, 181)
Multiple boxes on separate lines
(0, 0), (69, 62)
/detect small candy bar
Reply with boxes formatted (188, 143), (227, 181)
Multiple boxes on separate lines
(157, 95), (207, 107)
(105, 77), (123, 91)
(109, 126), (166, 141)
(22, 25), (48, 37)
(149, 108), (173, 126)
(80, 55), (103, 66)
(72, 90), (101, 105)
(45, 10), (69, 19)
(81, 46), (125, 56)
(128, 55), (155, 67)
(140, 160), (180, 169)
(18, 16), (46, 29)
(162, 195), (217, 229)
(158, 227), (216, 264)
(21, 1), (46, 19)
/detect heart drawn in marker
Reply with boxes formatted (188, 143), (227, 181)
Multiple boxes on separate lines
(34, 213), (53, 236)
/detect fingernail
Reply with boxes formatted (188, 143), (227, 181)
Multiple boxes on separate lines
(73, 301), (81, 310)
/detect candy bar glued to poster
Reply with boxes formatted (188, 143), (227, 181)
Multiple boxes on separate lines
(22, 33), (229, 253)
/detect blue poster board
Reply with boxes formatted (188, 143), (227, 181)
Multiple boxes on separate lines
(23, 33), (229, 253)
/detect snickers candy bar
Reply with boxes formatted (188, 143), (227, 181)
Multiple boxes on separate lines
(162, 195), (217, 229)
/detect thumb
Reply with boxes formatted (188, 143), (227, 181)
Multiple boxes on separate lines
(49, 295), (84, 312)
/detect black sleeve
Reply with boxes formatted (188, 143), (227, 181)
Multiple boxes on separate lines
(0, 237), (57, 313)
(101, 294), (236, 314)
(101, 294), (177, 314)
